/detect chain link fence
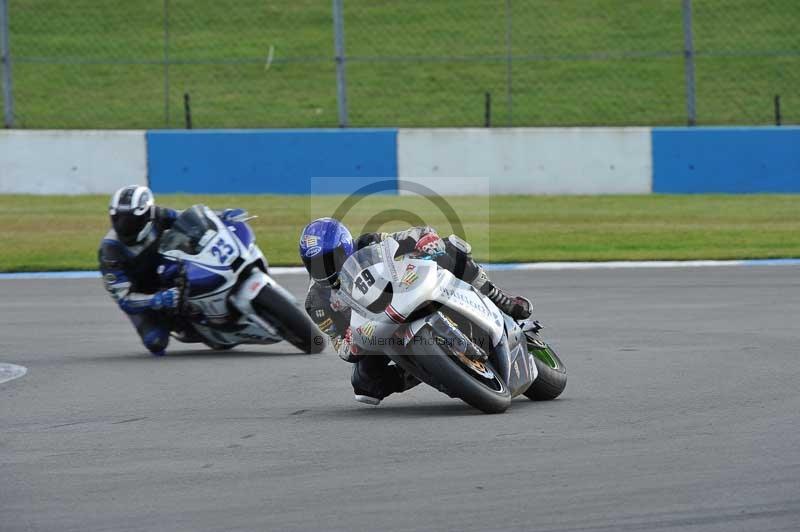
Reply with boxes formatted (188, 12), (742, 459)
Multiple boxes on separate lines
(1, 0), (797, 129)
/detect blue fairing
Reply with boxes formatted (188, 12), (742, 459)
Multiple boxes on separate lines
(185, 262), (227, 296)
(229, 221), (255, 249)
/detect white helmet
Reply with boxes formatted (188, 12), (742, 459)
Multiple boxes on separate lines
(109, 185), (155, 245)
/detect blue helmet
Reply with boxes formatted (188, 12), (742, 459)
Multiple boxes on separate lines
(299, 218), (354, 286)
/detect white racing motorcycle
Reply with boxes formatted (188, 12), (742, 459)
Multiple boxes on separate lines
(338, 237), (567, 413)
(156, 205), (324, 354)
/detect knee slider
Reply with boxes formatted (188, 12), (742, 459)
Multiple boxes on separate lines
(143, 328), (170, 354)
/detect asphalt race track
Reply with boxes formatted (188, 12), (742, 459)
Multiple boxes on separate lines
(2, 267), (799, 532)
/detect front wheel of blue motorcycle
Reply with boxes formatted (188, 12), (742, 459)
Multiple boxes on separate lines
(252, 285), (326, 354)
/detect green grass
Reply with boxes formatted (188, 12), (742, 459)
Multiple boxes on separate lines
(5, 0), (799, 128)
(1, 194), (798, 272)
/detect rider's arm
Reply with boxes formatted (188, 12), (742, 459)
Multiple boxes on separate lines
(157, 206), (246, 229)
(354, 231), (388, 250)
(154, 207), (179, 231)
(304, 281), (358, 361)
(98, 239), (178, 314)
(357, 226), (447, 259)
(355, 226), (440, 256)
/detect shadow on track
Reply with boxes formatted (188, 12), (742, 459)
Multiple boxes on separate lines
(303, 395), (573, 419)
(164, 348), (315, 359)
(67, 348), (316, 363)
(307, 401), (486, 419)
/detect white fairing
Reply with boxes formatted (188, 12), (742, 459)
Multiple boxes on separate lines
(431, 272), (505, 345)
(340, 239), (502, 349)
(339, 237), (536, 396)
(160, 207), (283, 346)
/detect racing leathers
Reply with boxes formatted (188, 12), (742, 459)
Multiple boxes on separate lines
(304, 226), (532, 401)
(98, 206), (185, 355)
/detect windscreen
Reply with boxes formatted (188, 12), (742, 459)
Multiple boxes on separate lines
(338, 244), (385, 300)
(338, 238), (402, 316)
(158, 205), (218, 255)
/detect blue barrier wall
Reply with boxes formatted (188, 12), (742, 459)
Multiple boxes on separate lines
(652, 127), (800, 193)
(147, 129), (398, 194)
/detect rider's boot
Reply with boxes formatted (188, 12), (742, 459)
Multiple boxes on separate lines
(471, 268), (532, 320)
(352, 356), (420, 406)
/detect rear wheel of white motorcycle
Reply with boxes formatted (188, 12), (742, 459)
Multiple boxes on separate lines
(523, 334), (567, 401)
(251, 285), (325, 354)
(413, 327), (511, 414)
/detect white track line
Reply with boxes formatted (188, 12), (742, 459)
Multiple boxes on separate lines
(1, 259), (798, 280)
(483, 259), (800, 271)
(0, 364), (28, 385)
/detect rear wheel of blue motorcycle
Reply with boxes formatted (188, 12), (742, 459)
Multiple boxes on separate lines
(523, 334), (567, 401)
(413, 327), (511, 414)
(252, 285), (326, 354)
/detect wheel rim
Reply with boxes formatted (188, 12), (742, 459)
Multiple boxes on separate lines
(438, 337), (505, 392)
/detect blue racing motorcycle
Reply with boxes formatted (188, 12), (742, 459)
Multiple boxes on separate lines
(157, 205), (324, 354)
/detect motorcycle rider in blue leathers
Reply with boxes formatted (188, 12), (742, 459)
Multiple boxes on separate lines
(99, 185), (243, 356)
(299, 218), (533, 405)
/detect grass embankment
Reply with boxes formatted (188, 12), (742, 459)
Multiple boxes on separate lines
(1, 195), (798, 272)
(6, 0), (798, 128)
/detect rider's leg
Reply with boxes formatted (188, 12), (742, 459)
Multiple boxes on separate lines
(128, 311), (170, 356)
(351, 353), (420, 405)
(440, 235), (532, 320)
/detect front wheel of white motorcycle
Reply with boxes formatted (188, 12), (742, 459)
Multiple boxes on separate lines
(523, 334), (567, 401)
(251, 285), (326, 354)
(412, 327), (511, 414)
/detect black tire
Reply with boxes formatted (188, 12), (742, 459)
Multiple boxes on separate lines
(251, 284), (325, 354)
(412, 327), (511, 414)
(524, 334), (567, 401)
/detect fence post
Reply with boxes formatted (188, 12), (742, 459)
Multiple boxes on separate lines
(332, 0), (348, 128)
(681, 0), (697, 126)
(1, 0), (14, 128)
(484, 92), (492, 127)
(184, 92), (192, 129)
(163, 0), (171, 127)
(505, 0), (513, 127)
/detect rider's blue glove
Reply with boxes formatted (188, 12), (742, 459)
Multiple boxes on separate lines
(220, 208), (246, 222)
(151, 288), (181, 310)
